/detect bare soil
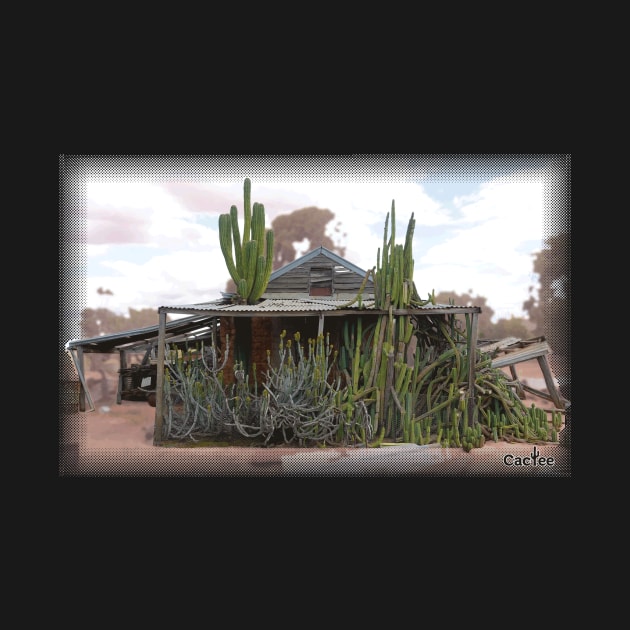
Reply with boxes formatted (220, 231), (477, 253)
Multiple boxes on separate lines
(64, 359), (570, 477)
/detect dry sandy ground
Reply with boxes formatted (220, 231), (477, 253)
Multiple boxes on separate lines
(61, 359), (571, 477)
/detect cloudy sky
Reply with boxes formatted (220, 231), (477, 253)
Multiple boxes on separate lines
(75, 155), (566, 324)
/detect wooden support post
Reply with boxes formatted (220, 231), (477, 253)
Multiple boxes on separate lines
(488, 339), (569, 409)
(117, 349), (126, 404)
(72, 346), (94, 412)
(77, 346), (86, 412)
(536, 355), (564, 409)
(467, 312), (479, 426)
(153, 310), (167, 445)
(509, 365), (526, 399)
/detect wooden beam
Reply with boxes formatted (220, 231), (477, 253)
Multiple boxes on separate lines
(117, 349), (126, 404)
(490, 341), (550, 368)
(467, 312), (479, 426)
(509, 364), (526, 399)
(69, 346), (95, 413)
(536, 355), (565, 409)
(489, 339), (568, 409)
(318, 313), (324, 336)
(153, 310), (167, 445)
(77, 345), (86, 412)
(478, 337), (521, 353)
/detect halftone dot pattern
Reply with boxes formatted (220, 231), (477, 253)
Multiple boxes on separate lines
(69, 448), (286, 478)
(59, 155), (87, 471)
(57, 444), (570, 478)
(277, 444), (569, 477)
(59, 154), (571, 478)
(542, 155), (571, 451)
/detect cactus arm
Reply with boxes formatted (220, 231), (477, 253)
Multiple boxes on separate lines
(249, 255), (267, 302)
(237, 278), (248, 298)
(230, 205), (243, 277)
(264, 229), (274, 280)
(390, 200), (395, 258)
(403, 211), (415, 283)
(219, 213), (240, 284)
(243, 240), (258, 297)
(243, 177), (252, 244)
(249, 230), (275, 302)
(252, 203), (265, 258)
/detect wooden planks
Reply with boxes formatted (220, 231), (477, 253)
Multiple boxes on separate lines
(481, 336), (568, 410)
(489, 341), (551, 368)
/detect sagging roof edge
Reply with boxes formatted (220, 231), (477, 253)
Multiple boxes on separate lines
(66, 303), (481, 353)
(65, 313), (216, 351)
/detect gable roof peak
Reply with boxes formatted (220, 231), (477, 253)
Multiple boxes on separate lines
(268, 246), (369, 282)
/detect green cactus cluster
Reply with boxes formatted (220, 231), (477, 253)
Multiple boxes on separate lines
(160, 191), (566, 452)
(161, 324), (565, 450)
(335, 205), (442, 443)
(219, 178), (274, 304)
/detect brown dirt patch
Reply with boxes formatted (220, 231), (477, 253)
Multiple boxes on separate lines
(64, 358), (569, 476)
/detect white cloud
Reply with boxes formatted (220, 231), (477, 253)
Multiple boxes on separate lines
(416, 181), (544, 320)
(82, 179), (545, 323)
(456, 181), (543, 238)
(265, 182), (452, 274)
(88, 248), (229, 316)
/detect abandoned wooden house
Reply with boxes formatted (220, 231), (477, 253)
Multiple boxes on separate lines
(65, 246), (566, 446)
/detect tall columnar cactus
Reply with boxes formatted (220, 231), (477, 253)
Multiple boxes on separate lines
(363, 203), (421, 438)
(219, 178), (274, 304)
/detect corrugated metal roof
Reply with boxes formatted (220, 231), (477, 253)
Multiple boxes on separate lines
(159, 298), (371, 313)
(65, 313), (216, 353)
(159, 298), (478, 314)
(66, 298), (481, 355)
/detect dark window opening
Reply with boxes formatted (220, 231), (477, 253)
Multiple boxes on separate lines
(234, 317), (252, 374)
(309, 267), (333, 296)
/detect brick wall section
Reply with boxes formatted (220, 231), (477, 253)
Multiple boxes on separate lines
(251, 317), (273, 387)
(219, 316), (237, 386)
(220, 315), (375, 389)
(220, 316), (273, 387)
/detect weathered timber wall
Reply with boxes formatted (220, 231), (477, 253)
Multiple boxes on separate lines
(266, 254), (373, 295)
